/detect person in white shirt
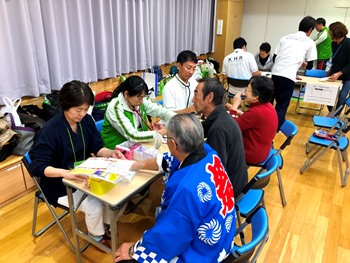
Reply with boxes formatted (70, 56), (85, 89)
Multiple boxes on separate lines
(162, 50), (197, 114)
(271, 16), (317, 130)
(222, 37), (261, 94)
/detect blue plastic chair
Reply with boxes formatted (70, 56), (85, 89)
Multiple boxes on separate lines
(306, 97), (350, 154)
(223, 206), (269, 263)
(95, 119), (104, 133)
(248, 120), (298, 206)
(295, 69), (327, 115)
(312, 96), (350, 130)
(300, 121), (350, 187)
(236, 154), (278, 223)
(304, 69), (328, 78)
(271, 120), (298, 206)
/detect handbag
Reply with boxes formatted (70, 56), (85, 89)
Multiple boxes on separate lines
(7, 113), (36, 155)
(0, 114), (18, 161)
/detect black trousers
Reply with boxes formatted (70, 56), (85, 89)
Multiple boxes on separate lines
(271, 75), (295, 131)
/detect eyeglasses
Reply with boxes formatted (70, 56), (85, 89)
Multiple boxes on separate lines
(166, 136), (178, 145)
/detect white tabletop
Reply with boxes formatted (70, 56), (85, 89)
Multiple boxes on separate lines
(63, 141), (168, 207)
(296, 76), (343, 106)
(297, 75), (342, 87)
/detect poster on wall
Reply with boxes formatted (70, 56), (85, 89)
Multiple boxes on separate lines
(334, 0), (350, 7)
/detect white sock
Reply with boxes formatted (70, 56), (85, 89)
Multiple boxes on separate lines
(88, 233), (103, 241)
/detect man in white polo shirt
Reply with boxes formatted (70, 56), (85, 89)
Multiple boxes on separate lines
(222, 37), (260, 94)
(162, 50), (198, 114)
(271, 16), (317, 130)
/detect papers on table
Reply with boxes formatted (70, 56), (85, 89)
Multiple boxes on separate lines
(318, 77), (330, 82)
(69, 157), (136, 184)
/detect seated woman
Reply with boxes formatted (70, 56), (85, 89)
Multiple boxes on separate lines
(226, 76), (278, 164)
(29, 80), (125, 250)
(101, 75), (175, 149)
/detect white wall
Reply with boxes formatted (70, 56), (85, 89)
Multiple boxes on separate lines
(241, 0), (350, 55)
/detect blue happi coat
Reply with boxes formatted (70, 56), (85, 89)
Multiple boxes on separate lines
(133, 143), (236, 262)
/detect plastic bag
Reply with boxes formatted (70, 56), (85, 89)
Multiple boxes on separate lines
(1, 97), (23, 126)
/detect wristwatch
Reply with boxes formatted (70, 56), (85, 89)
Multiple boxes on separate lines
(128, 245), (134, 258)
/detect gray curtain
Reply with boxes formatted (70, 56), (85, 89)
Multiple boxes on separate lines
(0, 0), (216, 100)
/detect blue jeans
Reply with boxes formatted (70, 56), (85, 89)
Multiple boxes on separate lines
(328, 80), (350, 114)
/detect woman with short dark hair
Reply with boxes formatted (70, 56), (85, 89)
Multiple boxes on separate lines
(226, 76), (278, 164)
(29, 80), (124, 250)
(327, 21), (350, 114)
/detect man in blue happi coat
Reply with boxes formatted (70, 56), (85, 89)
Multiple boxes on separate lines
(115, 113), (236, 263)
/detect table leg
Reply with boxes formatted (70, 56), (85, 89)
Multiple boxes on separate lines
(109, 202), (128, 262)
(66, 185), (82, 263)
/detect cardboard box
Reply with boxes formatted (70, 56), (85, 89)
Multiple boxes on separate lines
(89, 178), (116, 196)
(115, 141), (141, 160)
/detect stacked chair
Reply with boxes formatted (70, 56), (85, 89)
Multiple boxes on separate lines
(312, 96), (350, 130)
(301, 113), (350, 187)
(306, 97), (350, 154)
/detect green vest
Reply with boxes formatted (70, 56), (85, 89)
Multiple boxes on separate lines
(316, 27), (332, 60)
(101, 103), (150, 149)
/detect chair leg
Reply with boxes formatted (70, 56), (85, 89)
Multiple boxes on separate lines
(32, 193), (82, 252)
(343, 150), (350, 186)
(235, 207), (246, 245)
(32, 195), (41, 237)
(295, 88), (324, 116)
(45, 201), (76, 251)
(295, 88), (304, 114)
(341, 150), (347, 161)
(305, 142), (318, 155)
(276, 168), (287, 206)
(32, 196), (69, 238)
(300, 144), (331, 174)
(337, 148), (350, 187)
(250, 229), (269, 263)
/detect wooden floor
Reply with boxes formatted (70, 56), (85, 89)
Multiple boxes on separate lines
(1, 100), (350, 263)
